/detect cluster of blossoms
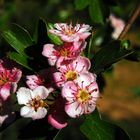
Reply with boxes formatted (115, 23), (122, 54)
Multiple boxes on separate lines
(0, 23), (99, 129)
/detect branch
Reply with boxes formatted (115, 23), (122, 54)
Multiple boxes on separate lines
(118, 3), (140, 40)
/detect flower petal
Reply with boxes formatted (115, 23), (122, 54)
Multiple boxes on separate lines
(0, 83), (11, 101)
(53, 72), (65, 87)
(61, 81), (77, 101)
(16, 87), (32, 105)
(83, 101), (96, 114)
(48, 114), (67, 129)
(72, 56), (91, 73)
(20, 106), (33, 118)
(42, 44), (57, 59)
(32, 107), (47, 120)
(65, 101), (83, 118)
(32, 86), (50, 99)
(75, 72), (96, 88)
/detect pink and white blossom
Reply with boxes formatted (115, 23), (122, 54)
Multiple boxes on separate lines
(53, 56), (91, 87)
(42, 42), (86, 66)
(62, 72), (99, 118)
(16, 86), (51, 120)
(109, 14), (125, 39)
(0, 60), (22, 101)
(49, 23), (92, 42)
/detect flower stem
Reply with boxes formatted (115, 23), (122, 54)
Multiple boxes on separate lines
(118, 3), (140, 40)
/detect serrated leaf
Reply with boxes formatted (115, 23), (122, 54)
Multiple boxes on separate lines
(91, 40), (134, 74)
(80, 109), (131, 140)
(89, 0), (109, 25)
(47, 23), (63, 45)
(7, 52), (32, 71)
(74, 0), (89, 10)
(2, 24), (33, 54)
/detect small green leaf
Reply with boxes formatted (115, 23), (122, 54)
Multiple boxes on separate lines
(7, 52), (33, 71)
(91, 40), (134, 74)
(89, 0), (109, 25)
(2, 24), (33, 54)
(74, 0), (89, 10)
(80, 109), (131, 140)
(47, 23), (63, 45)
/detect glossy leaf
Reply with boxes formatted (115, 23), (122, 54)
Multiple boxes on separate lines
(74, 0), (89, 10)
(7, 52), (33, 71)
(80, 109), (131, 140)
(2, 24), (33, 54)
(91, 40), (134, 74)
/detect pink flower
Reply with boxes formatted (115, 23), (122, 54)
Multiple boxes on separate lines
(49, 23), (92, 42)
(16, 86), (51, 120)
(109, 14), (125, 39)
(26, 68), (56, 92)
(62, 72), (99, 118)
(0, 60), (22, 101)
(42, 42), (86, 66)
(53, 56), (91, 87)
(48, 96), (68, 129)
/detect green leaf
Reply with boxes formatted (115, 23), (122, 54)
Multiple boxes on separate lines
(74, 0), (89, 10)
(91, 40), (134, 74)
(89, 0), (109, 25)
(80, 109), (131, 140)
(47, 23), (63, 45)
(7, 52), (33, 71)
(2, 24), (33, 55)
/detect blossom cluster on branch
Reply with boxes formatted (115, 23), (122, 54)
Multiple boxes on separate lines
(0, 23), (99, 129)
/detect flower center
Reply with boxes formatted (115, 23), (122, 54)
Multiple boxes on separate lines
(29, 97), (48, 111)
(0, 73), (9, 86)
(77, 89), (90, 103)
(64, 26), (75, 36)
(60, 48), (70, 57)
(65, 70), (77, 81)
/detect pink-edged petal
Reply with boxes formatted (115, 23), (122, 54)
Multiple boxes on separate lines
(11, 68), (22, 82)
(72, 56), (91, 73)
(0, 83), (11, 101)
(48, 114), (67, 129)
(32, 86), (50, 99)
(65, 101), (83, 118)
(88, 82), (99, 98)
(53, 72), (65, 87)
(61, 35), (79, 42)
(83, 101), (96, 114)
(61, 81), (77, 100)
(16, 87), (32, 105)
(78, 24), (92, 33)
(42, 44), (57, 58)
(78, 32), (91, 40)
(75, 72), (96, 88)
(26, 75), (39, 89)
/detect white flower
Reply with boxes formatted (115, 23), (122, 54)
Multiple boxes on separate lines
(17, 86), (50, 120)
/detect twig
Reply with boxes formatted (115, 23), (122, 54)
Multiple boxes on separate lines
(118, 3), (140, 40)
